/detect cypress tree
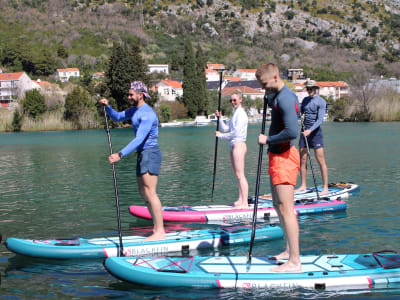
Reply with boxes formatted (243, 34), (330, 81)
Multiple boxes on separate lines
(182, 38), (198, 118)
(196, 43), (208, 115)
(105, 42), (152, 111)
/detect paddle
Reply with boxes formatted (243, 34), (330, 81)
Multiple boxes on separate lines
(103, 106), (124, 257)
(247, 93), (269, 263)
(300, 116), (320, 200)
(211, 68), (224, 199)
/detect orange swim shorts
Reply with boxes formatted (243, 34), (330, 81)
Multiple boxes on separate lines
(268, 146), (300, 186)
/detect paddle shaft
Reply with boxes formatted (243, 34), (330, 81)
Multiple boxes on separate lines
(103, 106), (124, 256)
(301, 116), (320, 200)
(247, 95), (269, 263)
(211, 70), (224, 199)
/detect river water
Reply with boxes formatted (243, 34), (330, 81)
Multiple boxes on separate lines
(0, 122), (399, 299)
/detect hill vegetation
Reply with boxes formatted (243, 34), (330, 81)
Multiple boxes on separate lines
(0, 0), (400, 131)
(1, 0), (400, 79)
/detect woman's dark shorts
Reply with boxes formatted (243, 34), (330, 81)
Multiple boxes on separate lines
(299, 127), (324, 149)
(136, 147), (162, 177)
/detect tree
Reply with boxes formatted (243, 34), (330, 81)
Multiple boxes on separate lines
(348, 71), (377, 121)
(105, 42), (151, 111)
(182, 38), (198, 118)
(64, 86), (95, 127)
(11, 109), (23, 132)
(196, 43), (208, 115)
(22, 89), (46, 119)
(158, 104), (171, 123)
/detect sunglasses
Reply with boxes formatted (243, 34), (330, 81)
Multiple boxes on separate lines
(230, 99), (238, 103)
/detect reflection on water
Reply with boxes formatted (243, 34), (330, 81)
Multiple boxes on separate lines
(1, 123), (400, 299)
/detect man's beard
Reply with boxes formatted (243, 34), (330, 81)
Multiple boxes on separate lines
(266, 87), (278, 94)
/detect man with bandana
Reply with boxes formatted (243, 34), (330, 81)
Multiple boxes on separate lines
(99, 81), (165, 241)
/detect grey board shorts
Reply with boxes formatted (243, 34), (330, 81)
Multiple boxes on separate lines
(136, 146), (162, 177)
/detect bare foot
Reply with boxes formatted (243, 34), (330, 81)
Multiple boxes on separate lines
(320, 189), (329, 196)
(270, 260), (302, 273)
(143, 232), (166, 241)
(233, 204), (249, 209)
(294, 186), (307, 193)
(269, 251), (289, 260)
(232, 200), (249, 209)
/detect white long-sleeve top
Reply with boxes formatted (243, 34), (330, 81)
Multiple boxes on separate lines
(218, 107), (248, 149)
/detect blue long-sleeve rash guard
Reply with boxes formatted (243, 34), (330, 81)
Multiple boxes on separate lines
(105, 104), (159, 157)
(267, 85), (300, 154)
(301, 95), (326, 132)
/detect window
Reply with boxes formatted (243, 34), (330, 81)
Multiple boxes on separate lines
(172, 89), (176, 95)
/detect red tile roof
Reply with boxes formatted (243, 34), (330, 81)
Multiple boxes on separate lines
(57, 68), (79, 72)
(161, 80), (182, 89)
(222, 86), (263, 95)
(225, 77), (242, 81)
(239, 69), (257, 73)
(0, 72), (24, 81)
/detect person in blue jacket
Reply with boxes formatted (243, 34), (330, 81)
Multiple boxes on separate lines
(295, 80), (329, 195)
(99, 81), (165, 241)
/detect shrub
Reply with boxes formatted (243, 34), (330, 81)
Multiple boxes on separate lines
(11, 109), (23, 132)
(22, 89), (46, 119)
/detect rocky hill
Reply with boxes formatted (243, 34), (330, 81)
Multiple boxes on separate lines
(1, 0), (399, 79)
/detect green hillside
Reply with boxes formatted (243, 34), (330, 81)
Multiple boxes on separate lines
(1, 0), (399, 79)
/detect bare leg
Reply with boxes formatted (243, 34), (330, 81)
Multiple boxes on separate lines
(314, 148), (329, 195)
(270, 177), (289, 260)
(270, 182), (301, 272)
(294, 147), (308, 193)
(231, 143), (249, 209)
(137, 173), (165, 241)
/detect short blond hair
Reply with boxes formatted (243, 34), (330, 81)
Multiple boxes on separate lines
(256, 63), (280, 80)
(231, 89), (243, 99)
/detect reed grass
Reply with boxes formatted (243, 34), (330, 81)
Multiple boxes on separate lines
(372, 89), (400, 121)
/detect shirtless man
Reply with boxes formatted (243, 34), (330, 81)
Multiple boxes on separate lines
(256, 63), (301, 272)
(99, 81), (165, 241)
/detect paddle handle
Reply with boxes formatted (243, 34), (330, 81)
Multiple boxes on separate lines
(247, 95), (268, 262)
(103, 106), (124, 256)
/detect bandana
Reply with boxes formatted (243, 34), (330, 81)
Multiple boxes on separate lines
(130, 81), (151, 99)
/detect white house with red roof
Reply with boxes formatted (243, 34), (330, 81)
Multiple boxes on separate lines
(295, 81), (349, 101)
(152, 79), (183, 102)
(0, 72), (40, 108)
(233, 69), (257, 81)
(205, 63), (225, 82)
(56, 68), (80, 82)
(221, 86), (264, 100)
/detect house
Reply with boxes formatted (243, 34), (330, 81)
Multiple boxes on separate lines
(153, 79), (183, 102)
(221, 86), (264, 100)
(206, 69), (222, 82)
(92, 72), (104, 80)
(0, 72), (40, 108)
(225, 80), (262, 90)
(205, 63), (225, 81)
(317, 81), (349, 100)
(56, 68), (80, 82)
(232, 69), (257, 81)
(206, 63), (225, 71)
(285, 68), (306, 82)
(33, 79), (65, 97)
(148, 64), (169, 75)
(294, 81), (349, 101)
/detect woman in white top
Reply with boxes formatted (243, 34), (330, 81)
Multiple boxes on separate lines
(216, 93), (249, 209)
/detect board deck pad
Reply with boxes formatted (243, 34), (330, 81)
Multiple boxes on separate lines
(5, 224), (283, 259)
(129, 183), (357, 222)
(104, 251), (400, 290)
